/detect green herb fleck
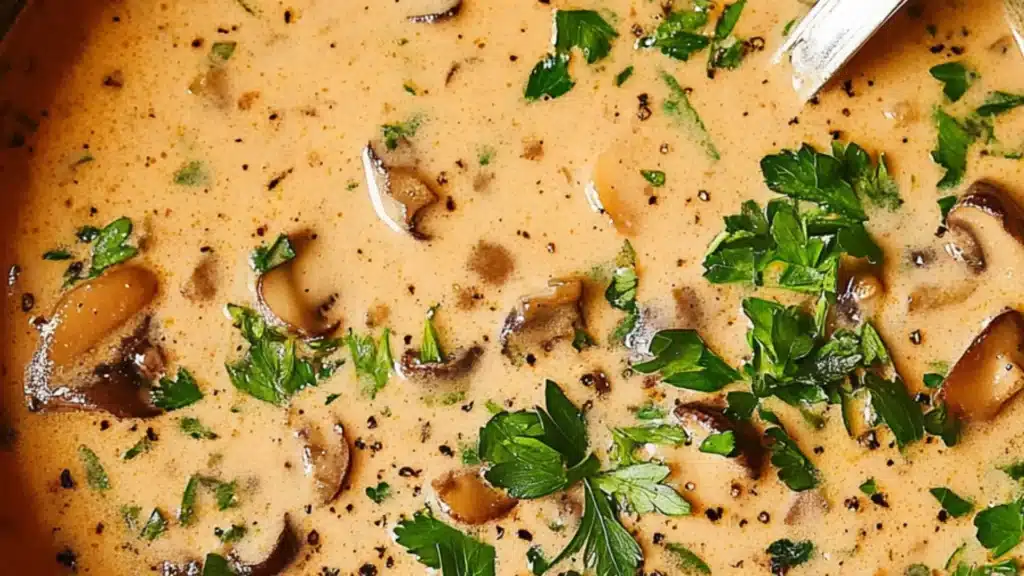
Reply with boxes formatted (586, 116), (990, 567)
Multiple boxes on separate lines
(140, 508), (168, 540)
(767, 539), (814, 573)
(614, 66), (634, 87)
(250, 234), (296, 273)
(122, 436), (153, 460)
(151, 368), (203, 411)
(345, 328), (393, 397)
(765, 427), (818, 492)
(525, 53), (575, 101)
(224, 304), (319, 405)
(661, 71), (719, 160)
(641, 170), (666, 187)
(173, 160), (209, 186)
(88, 217), (139, 278)
(932, 108), (975, 189)
(554, 10), (618, 64)
(366, 482), (391, 504)
(930, 487), (973, 518)
(216, 524), (247, 543)
(394, 511), (497, 576)
(698, 431), (737, 457)
(43, 249), (71, 261)
(78, 445), (110, 491)
(381, 116), (422, 151)
(120, 505), (142, 531)
(180, 417), (218, 440)
(930, 62), (976, 102)
(632, 329), (740, 392)
(974, 498), (1024, 558)
(859, 478), (877, 495)
(209, 41), (237, 63)
(592, 463), (691, 516)
(665, 543), (711, 575)
(178, 475), (199, 526)
(976, 92), (1024, 117)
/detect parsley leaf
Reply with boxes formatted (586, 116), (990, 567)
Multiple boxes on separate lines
(661, 71), (719, 160)
(366, 482), (391, 504)
(89, 217), (139, 277)
(381, 116), (422, 150)
(643, 7), (711, 61)
(930, 487), (974, 518)
(209, 41), (237, 63)
(200, 477), (238, 510)
(178, 475), (199, 526)
(1000, 462), (1024, 482)
(43, 249), (71, 261)
(932, 108), (975, 189)
(538, 380), (589, 466)
(975, 498), (1024, 558)
(140, 508), (168, 540)
(546, 479), (643, 576)
(78, 445), (110, 491)
(420, 306), (444, 364)
(863, 373), (924, 449)
(640, 169), (666, 187)
(665, 543), (711, 575)
(764, 426), (818, 491)
(76, 225), (100, 243)
(525, 53), (575, 101)
(930, 62), (976, 102)
(151, 368), (203, 411)
(708, 0), (749, 70)
(202, 554), (235, 576)
(609, 424), (688, 466)
(122, 436), (153, 460)
(121, 505), (142, 531)
(216, 524), (246, 543)
(250, 234), (295, 273)
(923, 401), (961, 447)
(698, 431), (737, 456)
(832, 141), (903, 210)
(394, 510), (496, 576)
(614, 66), (633, 87)
(859, 478), (877, 495)
(180, 416), (218, 440)
(553, 10), (618, 64)
(592, 463), (691, 516)
(606, 241), (640, 344)
(949, 560), (1019, 575)
(725, 391), (758, 421)
(631, 329), (740, 392)
(767, 539), (814, 573)
(345, 328), (393, 397)
(225, 305), (317, 405)
(761, 144), (866, 220)
(976, 92), (1024, 117)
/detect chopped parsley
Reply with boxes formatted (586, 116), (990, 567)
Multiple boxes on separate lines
(708, 0), (749, 70)
(930, 487), (974, 518)
(88, 216), (139, 278)
(525, 53), (575, 101)
(859, 478), (877, 495)
(140, 508), (168, 541)
(122, 436), (153, 461)
(698, 431), (737, 457)
(419, 306), (444, 364)
(381, 116), (422, 150)
(526, 10), (617, 101)
(173, 160), (209, 186)
(832, 141), (902, 210)
(923, 371), (946, 389)
(863, 373), (924, 449)
(767, 539), (814, 573)
(661, 71), (719, 160)
(609, 424), (688, 466)
(151, 368), (203, 411)
(366, 482), (391, 504)
(477, 146), (495, 166)
(202, 554), (235, 576)
(325, 393), (341, 405)
(178, 475), (199, 526)
(394, 511), (496, 576)
(209, 41), (237, 63)
(640, 169), (666, 187)
(592, 462), (691, 516)
(930, 62), (976, 102)
(250, 234), (296, 273)
(974, 498), (1024, 558)
(200, 477), (238, 510)
(606, 240), (640, 344)
(78, 445), (110, 491)
(641, 4), (712, 61)
(976, 92), (1024, 117)
(665, 543), (711, 575)
(764, 426), (819, 491)
(345, 328), (393, 397)
(120, 505), (142, 531)
(180, 417), (218, 440)
(215, 524), (247, 543)
(932, 108), (974, 189)
(614, 66), (634, 87)
(43, 249), (71, 261)
(632, 329), (740, 392)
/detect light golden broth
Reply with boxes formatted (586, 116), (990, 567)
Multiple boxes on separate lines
(2, 0), (1024, 574)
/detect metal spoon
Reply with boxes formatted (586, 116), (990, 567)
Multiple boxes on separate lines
(774, 0), (910, 102)
(1008, 0), (1024, 56)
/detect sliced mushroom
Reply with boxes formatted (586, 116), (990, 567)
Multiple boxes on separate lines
(257, 265), (339, 338)
(295, 420), (350, 505)
(499, 278), (584, 356)
(407, 0), (463, 23)
(944, 181), (1024, 272)
(230, 514), (300, 576)
(432, 468), (517, 524)
(399, 346), (483, 381)
(674, 402), (764, 479)
(835, 268), (884, 324)
(906, 282), (978, 313)
(940, 310), (1024, 421)
(585, 171), (637, 236)
(362, 144), (438, 240)
(42, 265), (159, 367)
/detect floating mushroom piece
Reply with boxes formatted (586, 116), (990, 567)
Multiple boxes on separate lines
(257, 265), (339, 338)
(361, 144), (438, 240)
(230, 514), (301, 576)
(585, 158), (637, 236)
(43, 265), (159, 367)
(940, 310), (1024, 421)
(407, 0), (463, 23)
(432, 468), (517, 524)
(673, 402), (765, 479)
(944, 181), (1024, 272)
(906, 282), (978, 313)
(295, 420), (350, 505)
(399, 346), (483, 381)
(499, 278), (585, 356)
(835, 269), (884, 324)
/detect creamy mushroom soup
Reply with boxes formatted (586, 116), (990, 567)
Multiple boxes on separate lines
(2, 0), (1024, 574)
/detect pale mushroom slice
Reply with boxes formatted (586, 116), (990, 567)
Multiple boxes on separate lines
(944, 181), (1024, 273)
(229, 514), (301, 576)
(585, 157), (637, 236)
(432, 468), (517, 524)
(399, 345), (484, 382)
(940, 310), (1024, 421)
(257, 264), (339, 338)
(295, 420), (350, 505)
(407, 0), (463, 23)
(499, 278), (585, 356)
(674, 402), (765, 479)
(361, 144), (438, 240)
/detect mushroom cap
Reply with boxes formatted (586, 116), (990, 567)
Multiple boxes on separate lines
(257, 265), (339, 338)
(399, 346), (483, 382)
(407, 0), (463, 23)
(944, 181), (1024, 272)
(230, 514), (301, 576)
(432, 468), (517, 524)
(362, 144), (437, 240)
(296, 420), (350, 505)
(940, 309), (1024, 421)
(499, 278), (584, 355)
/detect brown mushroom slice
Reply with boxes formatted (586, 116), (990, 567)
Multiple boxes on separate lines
(433, 468), (517, 524)
(361, 144), (437, 240)
(399, 346), (483, 381)
(499, 278), (584, 355)
(835, 270), (884, 323)
(674, 402), (764, 479)
(407, 0), (463, 23)
(944, 181), (1024, 272)
(906, 282), (978, 313)
(585, 166), (637, 236)
(230, 514), (301, 576)
(257, 264), (339, 338)
(940, 310), (1024, 421)
(43, 265), (159, 367)
(295, 420), (350, 505)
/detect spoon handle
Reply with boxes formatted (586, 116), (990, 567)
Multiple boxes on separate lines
(1008, 0), (1024, 56)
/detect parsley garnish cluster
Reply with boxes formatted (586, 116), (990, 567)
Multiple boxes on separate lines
(525, 10), (617, 101)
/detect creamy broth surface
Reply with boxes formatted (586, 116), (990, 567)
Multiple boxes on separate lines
(3, 0), (1024, 574)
